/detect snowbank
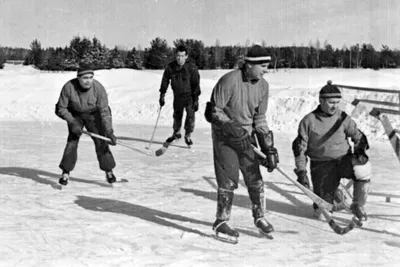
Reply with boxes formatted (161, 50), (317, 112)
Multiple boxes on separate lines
(1, 64), (400, 140)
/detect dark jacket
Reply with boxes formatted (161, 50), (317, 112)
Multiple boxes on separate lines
(55, 78), (113, 131)
(159, 60), (201, 99)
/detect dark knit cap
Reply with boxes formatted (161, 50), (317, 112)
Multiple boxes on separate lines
(245, 45), (271, 64)
(77, 64), (94, 76)
(319, 80), (342, 99)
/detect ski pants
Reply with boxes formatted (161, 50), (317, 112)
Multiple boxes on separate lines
(172, 94), (195, 134)
(59, 111), (116, 173)
(212, 131), (265, 220)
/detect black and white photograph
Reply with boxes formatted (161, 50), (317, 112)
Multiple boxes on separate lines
(0, 0), (399, 266)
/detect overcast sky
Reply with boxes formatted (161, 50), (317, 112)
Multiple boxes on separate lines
(1, 0), (399, 49)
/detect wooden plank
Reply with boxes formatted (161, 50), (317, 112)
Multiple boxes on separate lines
(335, 84), (400, 94)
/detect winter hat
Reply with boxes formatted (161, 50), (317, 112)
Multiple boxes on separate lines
(244, 45), (271, 64)
(319, 80), (342, 99)
(77, 64), (94, 76)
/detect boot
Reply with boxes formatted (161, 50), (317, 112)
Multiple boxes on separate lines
(249, 188), (274, 235)
(184, 133), (193, 147)
(351, 180), (370, 223)
(106, 171), (117, 184)
(213, 189), (238, 244)
(166, 131), (182, 143)
(59, 171), (69, 186)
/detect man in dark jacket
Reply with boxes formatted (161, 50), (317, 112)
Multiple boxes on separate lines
(159, 45), (201, 146)
(292, 81), (371, 223)
(55, 64), (117, 186)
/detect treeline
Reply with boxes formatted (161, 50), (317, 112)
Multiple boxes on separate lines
(1, 36), (400, 70)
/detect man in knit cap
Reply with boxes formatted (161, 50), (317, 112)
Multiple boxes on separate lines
(204, 44), (278, 243)
(55, 63), (118, 186)
(292, 80), (371, 223)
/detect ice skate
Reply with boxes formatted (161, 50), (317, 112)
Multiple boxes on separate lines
(166, 132), (181, 143)
(254, 217), (274, 238)
(58, 171), (69, 186)
(312, 203), (324, 220)
(184, 134), (193, 148)
(106, 171), (116, 184)
(350, 203), (367, 227)
(212, 219), (239, 244)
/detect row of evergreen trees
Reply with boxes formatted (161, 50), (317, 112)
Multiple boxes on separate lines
(1, 36), (400, 70)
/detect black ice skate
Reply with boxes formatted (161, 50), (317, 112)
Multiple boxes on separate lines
(59, 171), (69, 186)
(184, 135), (193, 148)
(350, 203), (367, 227)
(255, 217), (274, 238)
(212, 219), (239, 244)
(106, 171), (117, 184)
(166, 132), (182, 143)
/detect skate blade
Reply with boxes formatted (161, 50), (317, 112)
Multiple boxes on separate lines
(258, 229), (274, 239)
(214, 232), (238, 244)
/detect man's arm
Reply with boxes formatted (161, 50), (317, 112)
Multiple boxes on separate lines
(292, 119), (309, 171)
(204, 80), (232, 125)
(253, 90), (269, 134)
(96, 83), (113, 132)
(190, 65), (201, 100)
(159, 66), (171, 95)
(55, 84), (74, 123)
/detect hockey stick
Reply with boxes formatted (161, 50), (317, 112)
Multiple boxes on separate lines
(252, 146), (356, 235)
(147, 107), (162, 149)
(82, 130), (155, 156)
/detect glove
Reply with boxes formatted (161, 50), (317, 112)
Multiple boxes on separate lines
(294, 169), (310, 189)
(205, 102), (216, 123)
(222, 122), (252, 153)
(353, 131), (369, 165)
(354, 148), (369, 165)
(159, 94), (165, 107)
(260, 147), (279, 172)
(193, 99), (199, 112)
(68, 120), (82, 136)
(105, 130), (117, 146)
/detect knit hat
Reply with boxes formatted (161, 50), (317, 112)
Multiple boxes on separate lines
(244, 45), (271, 64)
(319, 80), (342, 99)
(77, 64), (94, 76)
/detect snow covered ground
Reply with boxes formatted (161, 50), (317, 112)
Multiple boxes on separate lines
(1, 64), (400, 266)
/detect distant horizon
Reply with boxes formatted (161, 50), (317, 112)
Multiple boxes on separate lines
(1, 0), (399, 50)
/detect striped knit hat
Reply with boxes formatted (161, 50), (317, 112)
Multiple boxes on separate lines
(244, 45), (271, 64)
(319, 80), (342, 99)
(77, 64), (94, 76)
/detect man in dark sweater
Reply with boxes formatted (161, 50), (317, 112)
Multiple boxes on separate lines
(159, 45), (201, 146)
(204, 45), (279, 243)
(55, 64), (117, 186)
(292, 81), (371, 223)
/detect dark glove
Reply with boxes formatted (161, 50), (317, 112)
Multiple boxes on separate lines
(222, 122), (252, 153)
(159, 94), (165, 107)
(205, 102), (216, 123)
(106, 130), (117, 146)
(68, 120), (82, 136)
(193, 99), (199, 112)
(353, 130), (369, 165)
(294, 169), (310, 189)
(260, 147), (279, 172)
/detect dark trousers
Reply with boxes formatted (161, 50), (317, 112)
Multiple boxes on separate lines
(310, 154), (354, 204)
(173, 94), (195, 134)
(59, 112), (116, 173)
(212, 131), (264, 220)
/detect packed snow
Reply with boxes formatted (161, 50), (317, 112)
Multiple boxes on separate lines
(1, 64), (400, 266)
